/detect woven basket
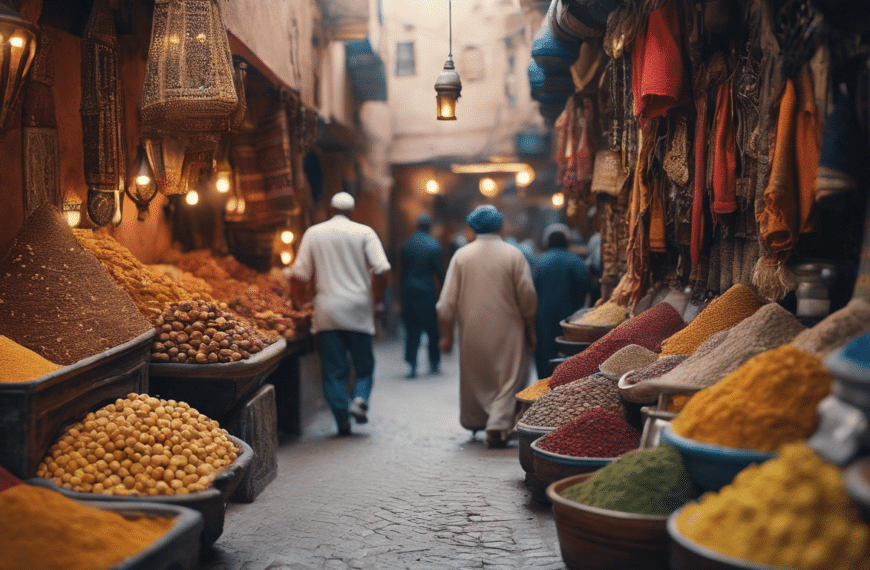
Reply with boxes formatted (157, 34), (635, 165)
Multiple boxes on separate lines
(560, 319), (614, 343)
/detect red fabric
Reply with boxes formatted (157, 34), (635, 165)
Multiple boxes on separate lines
(712, 79), (737, 215)
(0, 465), (22, 493)
(691, 90), (708, 267)
(632, 0), (684, 127)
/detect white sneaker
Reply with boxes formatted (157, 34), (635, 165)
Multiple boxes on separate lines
(349, 398), (368, 424)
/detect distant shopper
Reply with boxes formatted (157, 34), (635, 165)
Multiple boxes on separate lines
(533, 224), (591, 379)
(436, 205), (538, 448)
(400, 213), (444, 378)
(289, 192), (391, 436)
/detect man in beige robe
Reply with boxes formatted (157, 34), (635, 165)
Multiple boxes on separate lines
(436, 205), (538, 448)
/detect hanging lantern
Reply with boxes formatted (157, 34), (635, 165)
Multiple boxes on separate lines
(126, 142), (158, 220)
(434, 0), (461, 120)
(0, 0), (37, 136)
(141, 0), (239, 134)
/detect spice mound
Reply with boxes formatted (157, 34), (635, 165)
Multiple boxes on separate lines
(671, 345), (833, 452)
(598, 344), (658, 378)
(677, 443), (870, 570)
(560, 445), (697, 516)
(619, 354), (690, 403)
(151, 299), (272, 364)
(74, 229), (208, 319)
(517, 377), (550, 401)
(0, 484), (174, 570)
(537, 408), (640, 458)
(791, 297), (870, 357)
(37, 393), (238, 496)
(658, 302), (806, 390)
(569, 300), (630, 327)
(0, 335), (62, 383)
(550, 301), (686, 389)
(521, 374), (624, 429)
(0, 205), (152, 365)
(659, 283), (764, 357)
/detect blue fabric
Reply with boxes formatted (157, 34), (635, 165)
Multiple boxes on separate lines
(466, 205), (503, 234)
(533, 248), (591, 378)
(317, 330), (375, 428)
(400, 231), (444, 371)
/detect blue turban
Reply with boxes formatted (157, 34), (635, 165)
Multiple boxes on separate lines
(466, 205), (503, 234)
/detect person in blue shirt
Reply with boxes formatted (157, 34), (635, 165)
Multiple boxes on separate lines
(533, 224), (591, 379)
(400, 213), (445, 378)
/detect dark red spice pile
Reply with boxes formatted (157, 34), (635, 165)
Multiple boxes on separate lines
(549, 301), (686, 388)
(537, 408), (641, 458)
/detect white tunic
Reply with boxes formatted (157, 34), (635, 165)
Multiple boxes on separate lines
(290, 215), (391, 335)
(436, 234), (538, 433)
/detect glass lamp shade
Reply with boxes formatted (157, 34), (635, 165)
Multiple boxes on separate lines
(62, 202), (82, 228)
(434, 57), (461, 120)
(141, 0), (238, 133)
(213, 156), (231, 193)
(127, 143), (158, 220)
(0, 2), (37, 135)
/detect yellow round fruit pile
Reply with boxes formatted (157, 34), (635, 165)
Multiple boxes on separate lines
(36, 393), (237, 496)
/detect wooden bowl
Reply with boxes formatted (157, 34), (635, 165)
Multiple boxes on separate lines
(547, 472), (670, 570)
(530, 438), (615, 487)
(668, 506), (787, 569)
(516, 421), (554, 475)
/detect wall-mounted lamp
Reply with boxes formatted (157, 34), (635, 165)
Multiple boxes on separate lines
(552, 191), (565, 207)
(434, 0), (461, 120)
(0, 0), (37, 136)
(425, 179), (440, 195)
(126, 142), (158, 220)
(185, 189), (199, 206)
(479, 177), (498, 197)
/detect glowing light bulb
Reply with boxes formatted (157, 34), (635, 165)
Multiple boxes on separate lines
(136, 175), (152, 186)
(196, 33), (207, 43)
(225, 196), (237, 213)
(479, 177), (498, 197)
(9, 36), (24, 48)
(185, 190), (199, 206)
(516, 167), (535, 187)
(216, 175), (230, 193)
(236, 196), (246, 215)
(169, 34), (180, 45)
(280, 251), (293, 265)
(280, 230), (294, 244)
(552, 192), (565, 207)
(425, 179), (440, 194)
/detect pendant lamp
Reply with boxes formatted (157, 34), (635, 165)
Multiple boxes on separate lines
(434, 0), (461, 120)
(141, 0), (239, 134)
(0, 0), (36, 136)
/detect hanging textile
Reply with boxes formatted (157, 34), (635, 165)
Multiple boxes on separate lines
(794, 66), (821, 233)
(712, 78), (737, 216)
(631, 0), (685, 127)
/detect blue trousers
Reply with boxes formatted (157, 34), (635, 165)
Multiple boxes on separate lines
(317, 330), (375, 428)
(401, 291), (440, 372)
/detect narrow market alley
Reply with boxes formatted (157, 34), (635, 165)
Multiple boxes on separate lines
(200, 337), (564, 570)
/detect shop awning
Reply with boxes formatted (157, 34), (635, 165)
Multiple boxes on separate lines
(345, 39), (387, 102)
(320, 0), (371, 41)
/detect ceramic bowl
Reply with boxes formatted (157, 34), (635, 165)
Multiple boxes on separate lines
(530, 438), (616, 487)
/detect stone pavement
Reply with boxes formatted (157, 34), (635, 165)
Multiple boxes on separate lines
(199, 337), (565, 570)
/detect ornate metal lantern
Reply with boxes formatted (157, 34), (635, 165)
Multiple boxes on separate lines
(126, 142), (158, 220)
(141, 0), (238, 134)
(0, 0), (36, 136)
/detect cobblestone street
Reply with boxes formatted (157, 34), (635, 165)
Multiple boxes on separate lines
(200, 337), (564, 570)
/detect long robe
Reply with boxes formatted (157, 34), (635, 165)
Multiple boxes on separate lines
(436, 234), (538, 434)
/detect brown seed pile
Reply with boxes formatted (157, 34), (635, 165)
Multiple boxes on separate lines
(151, 299), (272, 364)
(658, 302), (806, 390)
(599, 344), (659, 378)
(520, 374), (625, 429)
(37, 393), (237, 496)
(0, 335), (62, 383)
(0, 205), (152, 365)
(791, 297), (870, 357)
(570, 300), (630, 326)
(619, 354), (690, 403)
(73, 230), (212, 320)
(659, 284), (765, 356)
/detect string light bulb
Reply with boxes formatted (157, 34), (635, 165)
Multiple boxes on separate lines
(552, 192), (565, 207)
(479, 177), (498, 197)
(185, 190), (199, 206)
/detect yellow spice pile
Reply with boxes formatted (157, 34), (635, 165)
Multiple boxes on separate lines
(0, 335), (61, 383)
(37, 393), (237, 496)
(659, 283), (764, 356)
(677, 443), (870, 570)
(570, 300), (630, 327)
(671, 345), (832, 451)
(517, 377), (550, 401)
(0, 484), (174, 570)
(73, 230), (211, 319)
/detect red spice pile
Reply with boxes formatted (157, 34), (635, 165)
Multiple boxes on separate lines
(537, 408), (641, 458)
(549, 302), (685, 389)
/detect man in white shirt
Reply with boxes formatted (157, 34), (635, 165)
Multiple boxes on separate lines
(289, 192), (391, 435)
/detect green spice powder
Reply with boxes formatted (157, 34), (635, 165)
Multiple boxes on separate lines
(559, 445), (697, 515)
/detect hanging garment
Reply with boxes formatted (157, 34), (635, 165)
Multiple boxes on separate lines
(712, 78), (738, 215)
(794, 66), (821, 233)
(690, 70), (709, 268)
(632, 0), (685, 127)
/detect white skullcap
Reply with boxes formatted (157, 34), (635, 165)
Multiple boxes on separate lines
(331, 192), (355, 210)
